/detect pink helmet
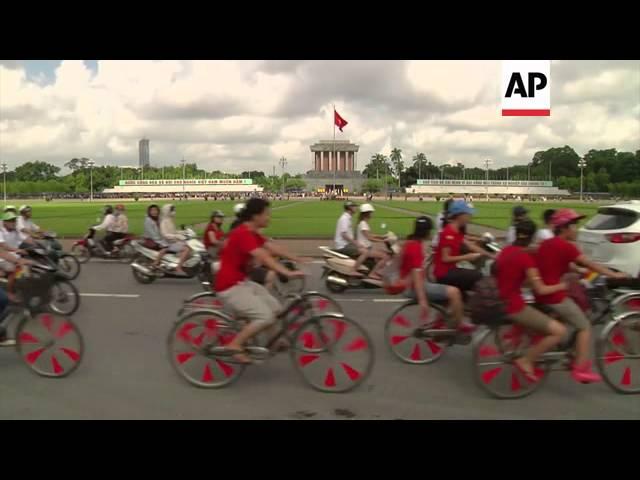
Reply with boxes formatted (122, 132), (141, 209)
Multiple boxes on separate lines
(550, 209), (586, 229)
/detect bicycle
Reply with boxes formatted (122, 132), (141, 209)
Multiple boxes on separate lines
(168, 291), (373, 393)
(0, 264), (84, 378)
(596, 310), (640, 394)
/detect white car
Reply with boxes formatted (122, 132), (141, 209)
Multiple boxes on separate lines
(578, 201), (640, 277)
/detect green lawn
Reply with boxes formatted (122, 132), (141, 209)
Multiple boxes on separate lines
(375, 200), (603, 231)
(6, 198), (606, 238)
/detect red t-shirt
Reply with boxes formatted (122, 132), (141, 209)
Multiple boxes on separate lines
(535, 236), (582, 304)
(214, 224), (266, 292)
(203, 223), (224, 249)
(400, 239), (425, 283)
(495, 245), (536, 314)
(433, 224), (464, 280)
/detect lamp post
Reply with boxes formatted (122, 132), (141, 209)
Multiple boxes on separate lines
(279, 157), (287, 195)
(484, 159), (492, 201)
(1, 163), (8, 206)
(578, 157), (587, 202)
(181, 158), (187, 200)
(87, 159), (95, 202)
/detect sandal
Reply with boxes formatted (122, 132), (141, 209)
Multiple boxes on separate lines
(513, 357), (539, 383)
(225, 347), (253, 364)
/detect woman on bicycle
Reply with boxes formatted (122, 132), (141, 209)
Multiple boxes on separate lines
(398, 216), (471, 332)
(433, 200), (493, 294)
(495, 219), (567, 382)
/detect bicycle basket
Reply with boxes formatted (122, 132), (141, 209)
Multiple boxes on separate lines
(15, 268), (55, 311)
(469, 276), (508, 326)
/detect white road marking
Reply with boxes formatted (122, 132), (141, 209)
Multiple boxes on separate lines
(372, 298), (407, 303)
(80, 293), (140, 298)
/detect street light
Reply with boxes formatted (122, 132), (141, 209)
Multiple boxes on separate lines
(484, 159), (493, 201)
(578, 157), (587, 202)
(1, 163), (8, 206)
(87, 159), (95, 202)
(279, 157), (287, 195)
(181, 158), (187, 200)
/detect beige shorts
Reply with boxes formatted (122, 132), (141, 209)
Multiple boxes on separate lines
(510, 306), (554, 333)
(217, 281), (282, 327)
(549, 298), (590, 331)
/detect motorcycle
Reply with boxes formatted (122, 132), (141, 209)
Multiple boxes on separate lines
(130, 227), (207, 284)
(21, 245), (81, 316)
(33, 231), (81, 280)
(320, 230), (399, 294)
(71, 228), (136, 264)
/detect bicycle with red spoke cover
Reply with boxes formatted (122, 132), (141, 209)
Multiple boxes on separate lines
(168, 292), (373, 393)
(0, 264), (83, 378)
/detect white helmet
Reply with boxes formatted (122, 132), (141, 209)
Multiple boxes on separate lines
(359, 203), (375, 213)
(233, 203), (246, 215)
(19, 205), (31, 214)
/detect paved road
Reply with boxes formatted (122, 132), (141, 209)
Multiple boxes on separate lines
(1, 262), (638, 420)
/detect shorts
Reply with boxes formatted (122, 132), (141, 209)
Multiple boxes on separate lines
(509, 306), (554, 332)
(167, 241), (187, 254)
(437, 268), (482, 293)
(249, 266), (270, 285)
(217, 281), (282, 328)
(549, 298), (590, 331)
(405, 280), (450, 303)
(336, 243), (359, 258)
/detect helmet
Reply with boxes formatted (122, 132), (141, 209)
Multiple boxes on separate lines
(550, 209), (586, 229)
(2, 212), (18, 222)
(233, 203), (246, 215)
(359, 203), (375, 213)
(19, 205), (31, 214)
(4, 205), (16, 213)
(212, 210), (225, 218)
(448, 200), (475, 217)
(344, 201), (357, 210)
(104, 205), (114, 215)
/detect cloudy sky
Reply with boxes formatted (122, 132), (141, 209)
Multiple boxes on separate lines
(1, 60), (638, 175)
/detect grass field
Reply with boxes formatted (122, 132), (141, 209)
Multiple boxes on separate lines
(5, 199), (605, 238)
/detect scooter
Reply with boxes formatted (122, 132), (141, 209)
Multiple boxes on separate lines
(320, 231), (400, 294)
(33, 231), (81, 280)
(130, 227), (207, 284)
(71, 228), (136, 264)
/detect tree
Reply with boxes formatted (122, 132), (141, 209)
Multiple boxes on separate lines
(412, 153), (428, 180)
(362, 179), (383, 193)
(531, 145), (580, 180)
(363, 154), (390, 179)
(65, 157), (91, 172)
(14, 161), (60, 182)
(240, 171), (266, 180)
(390, 148), (404, 187)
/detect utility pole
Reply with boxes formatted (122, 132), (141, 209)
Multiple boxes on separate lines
(279, 157), (287, 195)
(578, 157), (587, 202)
(484, 159), (492, 201)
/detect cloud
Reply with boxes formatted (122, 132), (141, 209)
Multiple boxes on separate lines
(0, 60), (638, 175)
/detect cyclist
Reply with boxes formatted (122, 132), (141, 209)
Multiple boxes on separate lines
(399, 216), (471, 332)
(536, 209), (629, 383)
(215, 198), (305, 364)
(495, 219), (568, 382)
(432, 198), (453, 249)
(433, 200), (493, 294)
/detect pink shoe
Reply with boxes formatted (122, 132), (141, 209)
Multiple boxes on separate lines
(457, 322), (477, 335)
(571, 361), (602, 384)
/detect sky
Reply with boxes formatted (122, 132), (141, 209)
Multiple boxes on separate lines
(0, 60), (638, 175)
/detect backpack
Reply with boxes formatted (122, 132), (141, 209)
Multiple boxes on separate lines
(381, 255), (407, 295)
(468, 275), (507, 326)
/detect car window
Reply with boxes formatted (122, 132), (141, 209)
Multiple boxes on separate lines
(584, 208), (639, 230)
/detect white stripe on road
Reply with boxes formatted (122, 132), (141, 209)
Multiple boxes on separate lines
(80, 293), (140, 298)
(372, 298), (408, 303)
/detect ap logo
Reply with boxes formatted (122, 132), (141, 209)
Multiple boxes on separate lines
(501, 60), (551, 116)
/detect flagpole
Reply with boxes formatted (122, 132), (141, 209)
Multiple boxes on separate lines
(332, 105), (336, 197)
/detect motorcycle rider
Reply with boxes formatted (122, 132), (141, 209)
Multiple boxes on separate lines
(535, 209), (629, 383)
(0, 212), (28, 257)
(229, 203), (246, 231)
(17, 205), (41, 244)
(204, 210), (225, 258)
(104, 204), (129, 252)
(505, 205), (529, 244)
(534, 209), (556, 244)
(215, 198), (305, 364)
(334, 201), (366, 277)
(91, 205), (118, 252)
(495, 219), (568, 382)
(142, 204), (169, 270)
(159, 204), (192, 276)
(399, 216), (471, 332)
(433, 200), (494, 294)
(353, 204), (388, 280)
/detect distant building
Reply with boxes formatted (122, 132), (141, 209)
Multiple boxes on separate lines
(139, 138), (150, 168)
(305, 139), (365, 195)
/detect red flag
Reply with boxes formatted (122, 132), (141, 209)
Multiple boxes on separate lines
(334, 109), (348, 132)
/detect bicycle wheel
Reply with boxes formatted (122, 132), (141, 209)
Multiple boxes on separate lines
(48, 279), (80, 316)
(58, 254), (81, 280)
(384, 302), (449, 364)
(177, 292), (224, 317)
(15, 312), (84, 378)
(290, 314), (374, 393)
(596, 312), (640, 394)
(284, 293), (343, 338)
(71, 244), (91, 264)
(168, 310), (245, 389)
(473, 325), (548, 399)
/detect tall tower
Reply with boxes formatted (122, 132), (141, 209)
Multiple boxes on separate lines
(139, 138), (150, 168)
